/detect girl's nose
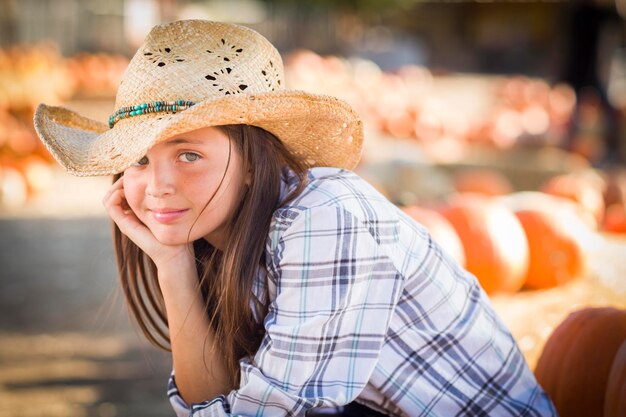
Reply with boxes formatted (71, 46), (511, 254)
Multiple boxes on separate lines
(145, 163), (175, 198)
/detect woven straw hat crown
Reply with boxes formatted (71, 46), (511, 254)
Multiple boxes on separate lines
(33, 20), (363, 176)
(115, 20), (284, 111)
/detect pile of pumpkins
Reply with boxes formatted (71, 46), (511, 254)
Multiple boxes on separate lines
(401, 167), (625, 295)
(0, 42), (128, 104)
(0, 105), (56, 210)
(284, 49), (578, 156)
(0, 44), (127, 209)
(0, 42), (73, 110)
(65, 52), (128, 98)
(0, 43), (60, 209)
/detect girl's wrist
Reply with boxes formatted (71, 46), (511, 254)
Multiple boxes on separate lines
(152, 245), (195, 271)
(156, 253), (198, 289)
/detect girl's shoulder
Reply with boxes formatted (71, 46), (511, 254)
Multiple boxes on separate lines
(277, 166), (392, 217)
(272, 166), (411, 242)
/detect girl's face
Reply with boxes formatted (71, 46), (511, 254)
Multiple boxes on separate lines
(123, 126), (248, 250)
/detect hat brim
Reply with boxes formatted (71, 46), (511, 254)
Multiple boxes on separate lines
(33, 91), (363, 176)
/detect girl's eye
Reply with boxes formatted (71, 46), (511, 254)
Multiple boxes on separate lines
(133, 156), (149, 166)
(179, 152), (201, 162)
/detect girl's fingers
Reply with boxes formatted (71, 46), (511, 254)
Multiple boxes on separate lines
(104, 188), (137, 228)
(103, 185), (158, 251)
(102, 177), (123, 206)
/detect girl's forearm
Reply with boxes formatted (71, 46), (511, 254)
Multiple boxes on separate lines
(158, 259), (230, 404)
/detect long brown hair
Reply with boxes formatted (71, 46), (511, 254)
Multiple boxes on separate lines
(112, 125), (308, 387)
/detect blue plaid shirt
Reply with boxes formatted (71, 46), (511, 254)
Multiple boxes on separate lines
(167, 167), (556, 417)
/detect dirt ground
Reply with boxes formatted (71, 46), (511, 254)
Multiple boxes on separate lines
(0, 217), (172, 417)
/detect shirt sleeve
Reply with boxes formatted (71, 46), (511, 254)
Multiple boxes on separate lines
(167, 205), (405, 416)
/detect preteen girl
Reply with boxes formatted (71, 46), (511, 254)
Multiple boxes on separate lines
(34, 20), (556, 417)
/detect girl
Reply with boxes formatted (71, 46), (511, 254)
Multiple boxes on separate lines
(34, 20), (556, 417)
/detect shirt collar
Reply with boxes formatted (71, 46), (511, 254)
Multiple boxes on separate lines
(278, 165), (301, 206)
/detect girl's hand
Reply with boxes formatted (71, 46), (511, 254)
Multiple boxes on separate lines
(102, 177), (194, 270)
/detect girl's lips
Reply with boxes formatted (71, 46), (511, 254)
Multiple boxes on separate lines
(150, 209), (189, 223)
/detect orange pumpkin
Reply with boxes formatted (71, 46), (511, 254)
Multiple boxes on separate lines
(534, 307), (626, 417)
(602, 203), (626, 234)
(541, 173), (605, 226)
(604, 339), (626, 417)
(453, 168), (513, 196)
(0, 165), (28, 209)
(386, 111), (416, 139)
(515, 209), (584, 289)
(498, 191), (597, 234)
(438, 194), (529, 294)
(402, 205), (466, 267)
(15, 155), (53, 196)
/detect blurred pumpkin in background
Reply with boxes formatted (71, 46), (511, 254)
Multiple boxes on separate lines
(534, 307), (626, 417)
(15, 155), (53, 196)
(402, 205), (465, 267)
(452, 168), (513, 196)
(514, 209), (584, 289)
(497, 192), (587, 289)
(0, 164), (27, 209)
(438, 194), (529, 294)
(602, 203), (626, 234)
(541, 172), (605, 227)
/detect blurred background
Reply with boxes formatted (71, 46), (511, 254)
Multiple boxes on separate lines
(0, 1), (625, 416)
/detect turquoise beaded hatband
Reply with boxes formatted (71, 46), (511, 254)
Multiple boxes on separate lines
(108, 100), (196, 128)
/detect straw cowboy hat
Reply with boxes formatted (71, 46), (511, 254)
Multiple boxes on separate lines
(33, 20), (364, 176)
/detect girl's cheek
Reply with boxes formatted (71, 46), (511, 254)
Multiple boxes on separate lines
(122, 176), (144, 213)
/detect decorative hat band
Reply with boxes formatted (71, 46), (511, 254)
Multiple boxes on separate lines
(108, 100), (196, 128)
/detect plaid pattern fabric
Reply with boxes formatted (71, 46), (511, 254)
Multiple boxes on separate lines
(167, 167), (557, 417)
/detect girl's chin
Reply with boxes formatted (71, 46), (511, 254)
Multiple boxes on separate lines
(154, 235), (190, 246)
(145, 221), (215, 247)
(150, 227), (206, 246)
